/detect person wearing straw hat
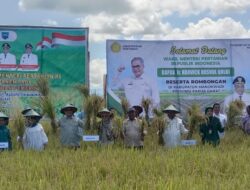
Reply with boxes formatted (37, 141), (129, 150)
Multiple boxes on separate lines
(132, 105), (143, 118)
(97, 108), (115, 145)
(0, 112), (12, 151)
(22, 109), (48, 151)
(161, 105), (188, 148)
(122, 107), (147, 149)
(199, 107), (224, 147)
(58, 104), (84, 149)
(17, 106), (33, 142)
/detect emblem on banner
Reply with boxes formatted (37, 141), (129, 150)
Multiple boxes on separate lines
(1, 32), (9, 40)
(111, 42), (121, 53)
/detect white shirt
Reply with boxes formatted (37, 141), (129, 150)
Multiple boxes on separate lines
(22, 123), (48, 151)
(113, 74), (160, 113)
(0, 53), (16, 70)
(20, 53), (38, 65)
(213, 113), (227, 138)
(223, 92), (250, 114)
(162, 116), (189, 148)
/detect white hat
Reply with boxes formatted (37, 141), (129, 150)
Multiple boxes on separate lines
(162, 105), (180, 113)
(97, 108), (112, 118)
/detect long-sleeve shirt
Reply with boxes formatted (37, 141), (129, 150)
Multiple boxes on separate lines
(22, 123), (48, 151)
(98, 121), (114, 145)
(0, 125), (12, 150)
(162, 117), (188, 148)
(112, 74), (160, 117)
(223, 92), (250, 114)
(213, 113), (227, 138)
(58, 116), (84, 147)
(122, 118), (144, 147)
(199, 116), (224, 146)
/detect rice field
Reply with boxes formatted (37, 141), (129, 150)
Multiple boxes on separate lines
(1, 122), (250, 190)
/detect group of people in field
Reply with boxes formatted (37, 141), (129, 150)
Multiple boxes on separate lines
(0, 102), (249, 151)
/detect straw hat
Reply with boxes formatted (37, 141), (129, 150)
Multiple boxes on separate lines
(60, 104), (77, 114)
(97, 108), (113, 118)
(21, 106), (32, 115)
(162, 105), (180, 113)
(0, 112), (8, 119)
(127, 107), (136, 113)
(24, 109), (42, 119)
(132, 105), (143, 115)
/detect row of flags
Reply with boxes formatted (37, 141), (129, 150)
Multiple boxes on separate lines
(36, 32), (85, 50)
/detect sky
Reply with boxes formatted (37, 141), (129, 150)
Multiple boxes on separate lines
(1, 0), (250, 94)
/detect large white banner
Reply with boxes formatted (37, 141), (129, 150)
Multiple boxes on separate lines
(106, 39), (250, 115)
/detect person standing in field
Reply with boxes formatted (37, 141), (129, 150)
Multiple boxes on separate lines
(97, 108), (116, 145)
(161, 105), (189, 148)
(122, 107), (147, 149)
(22, 110), (48, 151)
(213, 103), (227, 139)
(241, 105), (250, 134)
(199, 107), (224, 147)
(0, 112), (12, 151)
(58, 104), (84, 150)
(132, 105), (143, 119)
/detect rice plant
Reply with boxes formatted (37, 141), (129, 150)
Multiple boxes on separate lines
(35, 77), (57, 133)
(186, 103), (207, 140)
(151, 108), (165, 145)
(121, 97), (129, 117)
(75, 84), (89, 99)
(141, 97), (152, 125)
(226, 100), (245, 128)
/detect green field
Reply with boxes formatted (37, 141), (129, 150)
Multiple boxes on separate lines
(1, 122), (250, 190)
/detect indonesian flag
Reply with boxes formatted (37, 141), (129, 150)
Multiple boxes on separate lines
(36, 37), (52, 50)
(52, 32), (85, 46)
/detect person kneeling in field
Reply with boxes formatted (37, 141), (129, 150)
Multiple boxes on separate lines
(58, 104), (84, 150)
(241, 105), (250, 134)
(22, 110), (48, 151)
(0, 112), (12, 151)
(97, 108), (116, 145)
(161, 105), (189, 148)
(199, 107), (224, 147)
(122, 107), (147, 149)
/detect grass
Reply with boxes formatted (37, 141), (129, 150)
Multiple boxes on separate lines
(1, 121), (250, 190)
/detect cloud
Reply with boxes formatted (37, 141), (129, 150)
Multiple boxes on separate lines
(19, 0), (250, 16)
(130, 0), (250, 17)
(89, 58), (106, 89)
(42, 19), (58, 26)
(80, 10), (250, 42)
(88, 17), (250, 91)
(79, 12), (171, 42)
(18, 0), (133, 14)
(161, 17), (250, 40)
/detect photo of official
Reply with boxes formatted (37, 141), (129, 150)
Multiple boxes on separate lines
(112, 57), (160, 117)
(0, 43), (16, 70)
(223, 76), (250, 114)
(18, 43), (39, 71)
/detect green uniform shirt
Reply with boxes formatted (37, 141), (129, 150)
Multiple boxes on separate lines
(199, 116), (224, 146)
(0, 125), (12, 150)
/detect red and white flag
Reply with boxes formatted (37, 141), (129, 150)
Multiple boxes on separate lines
(36, 37), (52, 50)
(52, 32), (85, 46)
